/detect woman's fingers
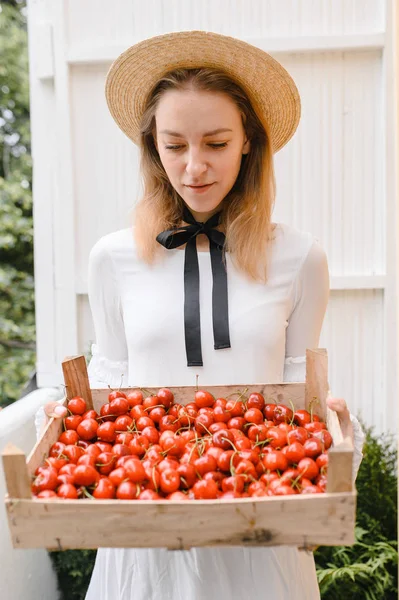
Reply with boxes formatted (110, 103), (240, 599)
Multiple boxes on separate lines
(327, 396), (350, 417)
(44, 401), (67, 421)
(326, 395), (353, 442)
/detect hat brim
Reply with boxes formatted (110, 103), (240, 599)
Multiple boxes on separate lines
(105, 30), (301, 152)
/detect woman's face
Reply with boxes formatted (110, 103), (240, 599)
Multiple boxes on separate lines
(155, 89), (250, 222)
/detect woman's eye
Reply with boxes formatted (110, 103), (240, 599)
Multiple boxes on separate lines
(164, 142), (228, 151)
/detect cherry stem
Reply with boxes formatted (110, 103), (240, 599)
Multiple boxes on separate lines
(126, 423), (139, 434)
(290, 469), (306, 489)
(174, 425), (192, 435)
(197, 423), (213, 438)
(225, 388), (249, 406)
(219, 436), (239, 454)
(151, 467), (158, 493)
(143, 404), (164, 412)
(97, 413), (120, 421)
(229, 450), (239, 475)
(253, 437), (272, 448)
(82, 486), (95, 499)
(139, 387), (155, 397)
(188, 435), (201, 463)
(95, 457), (116, 468)
(288, 400), (296, 426)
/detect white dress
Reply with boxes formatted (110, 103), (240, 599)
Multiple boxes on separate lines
(83, 222), (364, 600)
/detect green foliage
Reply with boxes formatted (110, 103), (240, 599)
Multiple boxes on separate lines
(355, 425), (397, 541)
(316, 527), (397, 600)
(315, 425), (398, 599)
(0, 0), (35, 407)
(49, 550), (97, 600)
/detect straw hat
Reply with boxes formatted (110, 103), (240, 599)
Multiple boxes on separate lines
(105, 30), (301, 152)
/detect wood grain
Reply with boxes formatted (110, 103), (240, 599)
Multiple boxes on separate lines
(2, 444), (31, 499)
(5, 492), (356, 550)
(91, 383), (308, 413)
(326, 406), (344, 446)
(26, 398), (67, 477)
(326, 446), (354, 493)
(62, 355), (93, 409)
(305, 348), (329, 420)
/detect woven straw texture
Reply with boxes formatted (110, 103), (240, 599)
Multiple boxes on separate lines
(105, 30), (301, 152)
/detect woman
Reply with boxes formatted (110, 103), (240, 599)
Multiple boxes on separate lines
(43, 31), (364, 600)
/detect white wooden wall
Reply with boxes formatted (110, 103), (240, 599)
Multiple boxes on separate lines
(28, 0), (398, 434)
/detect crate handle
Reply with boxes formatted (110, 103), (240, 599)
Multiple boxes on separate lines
(2, 443), (31, 499)
(62, 355), (93, 410)
(305, 348), (329, 421)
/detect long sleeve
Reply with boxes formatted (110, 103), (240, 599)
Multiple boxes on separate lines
(34, 235), (129, 439)
(282, 238), (364, 480)
(283, 239), (330, 380)
(87, 236), (129, 388)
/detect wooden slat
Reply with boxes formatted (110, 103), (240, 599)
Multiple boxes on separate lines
(26, 400), (67, 478)
(305, 348), (329, 420)
(91, 383), (309, 414)
(304, 349), (353, 493)
(65, 34), (386, 65)
(5, 492), (356, 550)
(326, 394), (354, 448)
(326, 446), (354, 493)
(62, 355), (93, 409)
(2, 444), (31, 499)
(326, 406), (345, 446)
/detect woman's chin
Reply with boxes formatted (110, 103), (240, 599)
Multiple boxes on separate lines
(182, 197), (225, 217)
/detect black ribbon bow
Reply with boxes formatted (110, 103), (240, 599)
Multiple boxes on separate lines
(156, 205), (231, 367)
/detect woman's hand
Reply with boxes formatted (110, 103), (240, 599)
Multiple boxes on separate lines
(44, 401), (68, 425)
(326, 395), (354, 443)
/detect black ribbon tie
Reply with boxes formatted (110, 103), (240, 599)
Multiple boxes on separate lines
(156, 205), (231, 367)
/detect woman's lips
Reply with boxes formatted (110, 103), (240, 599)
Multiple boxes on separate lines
(185, 183), (214, 193)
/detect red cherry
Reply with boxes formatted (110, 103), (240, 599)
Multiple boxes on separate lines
(108, 390), (127, 402)
(247, 392), (265, 411)
(194, 390), (215, 408)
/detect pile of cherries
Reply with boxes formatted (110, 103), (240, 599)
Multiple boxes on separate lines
(32, 388), (331, 500)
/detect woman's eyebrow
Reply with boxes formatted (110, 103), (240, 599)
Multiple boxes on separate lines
(159, 128), (233, 137)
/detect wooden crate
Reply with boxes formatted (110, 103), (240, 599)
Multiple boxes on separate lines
(2, 349), (356, 550)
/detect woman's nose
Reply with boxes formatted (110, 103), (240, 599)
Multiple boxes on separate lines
(185, 150), (207, 177)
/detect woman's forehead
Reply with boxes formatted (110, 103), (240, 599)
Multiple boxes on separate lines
(155, 89), (243, 132)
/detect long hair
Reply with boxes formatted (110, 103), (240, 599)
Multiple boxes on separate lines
(134, 68), (276, 281)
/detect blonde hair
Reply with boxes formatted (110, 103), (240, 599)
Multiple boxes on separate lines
(134, 68), (276, 281)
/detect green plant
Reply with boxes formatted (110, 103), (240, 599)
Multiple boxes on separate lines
(49, 550), (97, 600)
(0, 0), (35, 407)
(355, 424), (397, 541)
(316, 527), (397, 600)
(315, 425), (398, 599)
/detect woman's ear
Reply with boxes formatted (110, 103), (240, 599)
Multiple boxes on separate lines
(242, 138), (250, 155)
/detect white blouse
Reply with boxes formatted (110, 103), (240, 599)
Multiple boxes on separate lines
(83, 222), (364, 600)
(87, 222), (330, 387)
